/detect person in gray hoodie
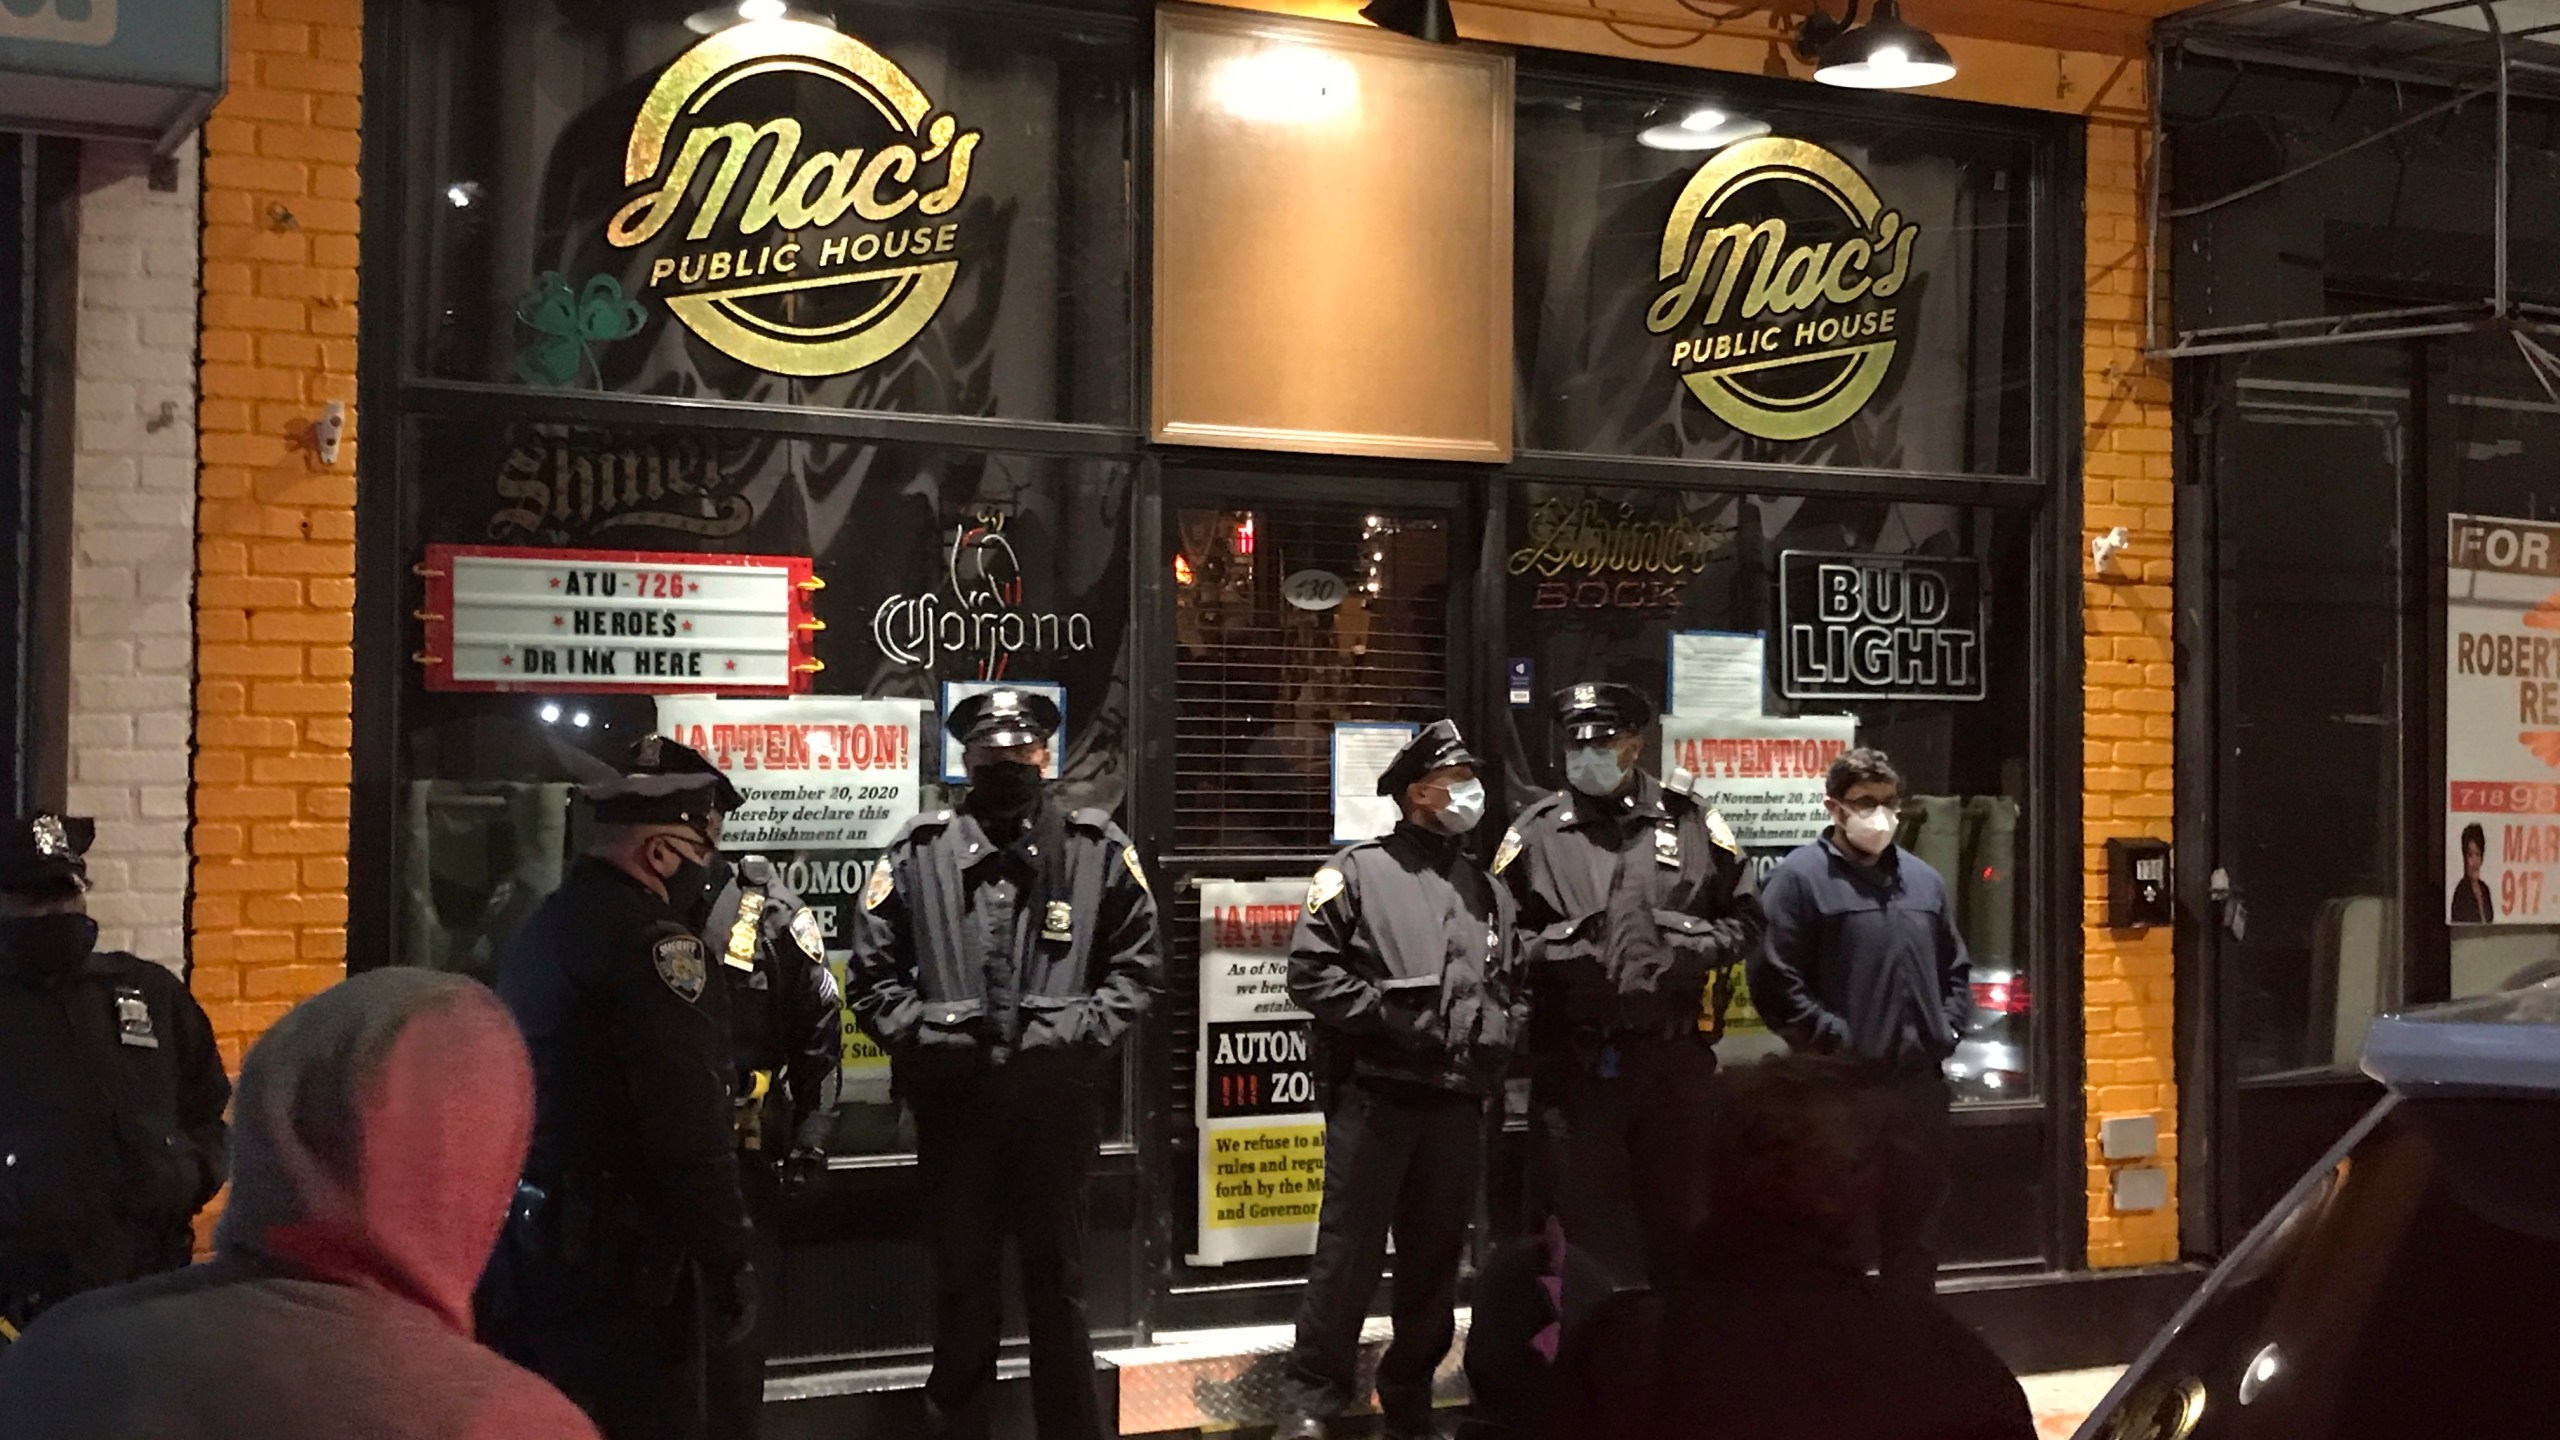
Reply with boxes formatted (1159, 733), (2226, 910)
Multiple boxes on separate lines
(0, 969), (600, 1440)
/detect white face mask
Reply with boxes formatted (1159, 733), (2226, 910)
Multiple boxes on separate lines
(1564, 745), (1630, 796)
(1837, 803), (1898, 856)
(1436, 779), (1487, 835)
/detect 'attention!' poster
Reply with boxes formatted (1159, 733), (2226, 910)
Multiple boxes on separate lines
(1192, 880), (1324, 1267)
(2446, 514), (2560, 926)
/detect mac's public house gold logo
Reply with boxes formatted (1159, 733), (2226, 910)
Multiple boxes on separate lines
(606, 19), (981, 377)
(1646, 138), (1917, 442)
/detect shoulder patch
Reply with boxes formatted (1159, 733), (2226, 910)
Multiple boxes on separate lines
(1307, 866), (1348, 916)
(862, 858), (896, 912)
(1704, 809), (1742, 857)
(789, 907), (827, 961)
(654, 936), (708, 1003)
(1492, 826), (1524, 875)
(1122, 846), (1151, 896)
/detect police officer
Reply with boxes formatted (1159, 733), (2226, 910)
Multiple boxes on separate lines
(483, 771), (755, 1440)
(1494, 683), (1762, 1290)
(626, 737), (843, 1440)
(1276, 721), (1522, 1440)
(0, 814), (229, 1342)
(849, 688), (1160, 1440)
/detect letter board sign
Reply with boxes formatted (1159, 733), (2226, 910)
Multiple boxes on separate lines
(1776, 550), (1984, 702)
(420, 543), (817, 696)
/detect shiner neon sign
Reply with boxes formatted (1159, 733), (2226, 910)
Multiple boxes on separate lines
(1777, 550), (1984, 702)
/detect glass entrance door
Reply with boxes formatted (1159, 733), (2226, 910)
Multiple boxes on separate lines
(1139, 472), (1471, 1335)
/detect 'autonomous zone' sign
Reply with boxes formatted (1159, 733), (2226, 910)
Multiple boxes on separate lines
(1777, 550), (1984, 702)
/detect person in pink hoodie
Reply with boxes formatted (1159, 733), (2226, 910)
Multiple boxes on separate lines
(0, 968), (600, 1440)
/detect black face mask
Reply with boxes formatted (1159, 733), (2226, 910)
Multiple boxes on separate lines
(661, 850), (715, 926)
(0, 913), (100, 983)
(968, 760), (1044, 817)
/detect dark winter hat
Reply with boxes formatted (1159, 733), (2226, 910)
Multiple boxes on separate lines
(1377, 719), (1480, 796)
(0, 813), (94, 898)
(1552, 682), (1655, 743)
(946, 688), (1062, 748)
(582, 772), (727, 831)
(625, 734), (746, 813)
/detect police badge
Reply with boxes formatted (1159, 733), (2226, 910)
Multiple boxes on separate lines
(724, 892), (765, 972)
(114, 986), (159, 1049)
(654, 936), (709, 1002)
(1042, 901), (1075, 943)
(790, 907), (827, 961)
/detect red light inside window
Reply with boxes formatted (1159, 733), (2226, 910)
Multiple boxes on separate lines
(1971, 979), (2031, 1014)
(1234, 516), (1256, 555)
(1173, 553), (1194, 585)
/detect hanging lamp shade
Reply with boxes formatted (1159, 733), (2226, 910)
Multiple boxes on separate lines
(1809, 0), (1956, 90)
(1361, 0), (1460, 44)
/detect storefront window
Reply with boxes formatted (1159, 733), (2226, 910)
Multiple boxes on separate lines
(1499, 481), (2037, 1099)
(1514, 69), (2043, 474)
(394, 0), (1135, 423)
(389, 415), (1136, 1153)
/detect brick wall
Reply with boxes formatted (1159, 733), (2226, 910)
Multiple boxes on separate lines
(70, 142), (200, 965)
(190, 0), (364, 1073)
(2081, 103), (2179, 1268)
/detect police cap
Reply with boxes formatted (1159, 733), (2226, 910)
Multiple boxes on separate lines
(1553, 682), (1655, 743)
(583, 772), (726, 831)
(626, 734), (746, 813)
(946, 688), (1062, 749)
(0, 813), (94, 898)
(1377, 719), (1480, 797)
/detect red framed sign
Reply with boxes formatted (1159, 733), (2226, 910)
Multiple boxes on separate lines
(418, 544), (818, 696)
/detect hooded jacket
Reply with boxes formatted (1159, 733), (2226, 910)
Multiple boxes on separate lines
(0, 969), (600, 1440)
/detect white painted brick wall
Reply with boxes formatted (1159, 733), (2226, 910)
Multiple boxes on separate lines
(67, 140), (199, 966)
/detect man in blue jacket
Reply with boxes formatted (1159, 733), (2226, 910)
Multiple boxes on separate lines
(1745, 747), (1969, 1299)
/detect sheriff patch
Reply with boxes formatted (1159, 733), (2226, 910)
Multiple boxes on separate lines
(1492, 827), (1523, 876)
(1705, 809), (1742, 857)
(654, 936), (709, 1003)
(863, 859), (895, 912)
(790, 907), (826, 962)
(1307, 866), (1347, 916)
(1122, 847), (1151, 896)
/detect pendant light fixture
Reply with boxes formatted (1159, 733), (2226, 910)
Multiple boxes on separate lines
(1361, 0), (1460, 44)
(1794, 0), (1956, 90)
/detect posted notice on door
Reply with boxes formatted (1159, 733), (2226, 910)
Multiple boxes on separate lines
(655, 696), (927, 850)
(1192, 879), (1325, 1267)
(2447, 514), (2560, 926)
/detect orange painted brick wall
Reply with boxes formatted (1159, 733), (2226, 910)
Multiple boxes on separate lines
(2082, 102), (2179, 1268)
(191, 0), (363, 1078)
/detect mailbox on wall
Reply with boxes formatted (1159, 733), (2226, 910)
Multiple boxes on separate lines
(2107, 837), (2175, 931)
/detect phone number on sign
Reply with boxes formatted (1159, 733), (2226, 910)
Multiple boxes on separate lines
(2450, 781), (2560, 815)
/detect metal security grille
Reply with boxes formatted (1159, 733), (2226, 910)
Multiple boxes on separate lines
(1171, 505), (1451, 855)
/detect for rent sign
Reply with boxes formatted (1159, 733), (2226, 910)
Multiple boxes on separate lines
(2447, 515), (2560, 926)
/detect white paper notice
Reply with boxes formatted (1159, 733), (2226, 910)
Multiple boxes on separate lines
(1660, 712), (1858, 849)
(1332, 723), (1418, 844)
(655, 696), (928, 850)
(1192, 879), (1325, 1267)
(1669, 631), (1767, 716)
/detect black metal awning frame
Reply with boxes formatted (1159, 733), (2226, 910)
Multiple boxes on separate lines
(2146, 0), (2560, 400)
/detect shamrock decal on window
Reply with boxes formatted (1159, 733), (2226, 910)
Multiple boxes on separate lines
(514, 272), (646, 387)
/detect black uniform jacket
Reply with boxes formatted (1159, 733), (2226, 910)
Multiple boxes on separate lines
(1495, 771), (1763, 1041)
(0, 949), (230, 1309)
(1288, 822), (1524, 1096)
(848, 802), (1161, 1088)
(705, 856), (842, 1156)
(496, 856), (751, 1275)
(1748, 834), (1972, 1077)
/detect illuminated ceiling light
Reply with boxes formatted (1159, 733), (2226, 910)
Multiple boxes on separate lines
(1637, 106), (1773, 152)
(444, 181), (483, 208)
(1361, 0), (1458, 44)
(539, 703), (561, 724)
(1210, 45), (1360, 124)
(2238, 1344), (2282, 1405)
(684, 1), (838, 34)
(1795, 0), (1956, 90)
(571, 711), (592, 729)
